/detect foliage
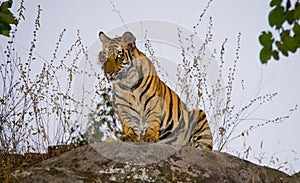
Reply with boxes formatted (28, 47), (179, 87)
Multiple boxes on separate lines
(85, 81), (122, 143)
(259, 0), (300, 63)
(0, 0), (18, 37)
(0, 2), (86, 153)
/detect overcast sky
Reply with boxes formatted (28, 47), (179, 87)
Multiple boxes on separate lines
(2, 0), (300, 174)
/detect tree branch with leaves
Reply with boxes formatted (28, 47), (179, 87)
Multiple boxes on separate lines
(0, 0), (18, 37)
(259, 0), (300, 63)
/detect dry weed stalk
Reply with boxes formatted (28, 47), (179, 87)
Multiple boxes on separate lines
(0, 2), (87, 153)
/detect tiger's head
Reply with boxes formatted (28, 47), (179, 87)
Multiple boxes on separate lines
(98, 31), (136, 82)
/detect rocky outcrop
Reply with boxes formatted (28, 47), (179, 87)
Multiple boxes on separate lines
(11, 142), (300, 182)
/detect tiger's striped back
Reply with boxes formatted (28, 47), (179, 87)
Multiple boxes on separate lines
(98, 31), (213, 151)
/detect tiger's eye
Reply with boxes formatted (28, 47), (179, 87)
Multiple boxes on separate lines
(116, 51), (123, 60)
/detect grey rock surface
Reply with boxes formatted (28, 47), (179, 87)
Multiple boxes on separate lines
(14, 142), (300, 183)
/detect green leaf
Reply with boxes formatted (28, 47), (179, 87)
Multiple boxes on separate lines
(0, 21), (11, 36)
(0, 0), (13, 10)
(272, 50), (280, 60)
(270, 0), (282, 7)
(294, 2), (300, 20)
(294, 34), (300, 48)
(259, 31), (274, 48)
(293, 22), (300, 36)
(260, 47), (272, 64)
(269, 6), (285, 29)
(276, 41), (289, 56)
(1, 30), (9, 37)
(283, 35), (297, 53)
(0, 12), (18, 24)
(280, 29), (299, 53)
(286, 10), (294, 25)
(280, 30), (290, 41)
(0, 0), (18, 37)
(0, 21), (11, 30)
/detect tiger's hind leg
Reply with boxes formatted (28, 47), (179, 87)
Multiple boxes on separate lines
(188, 109), (213, 151)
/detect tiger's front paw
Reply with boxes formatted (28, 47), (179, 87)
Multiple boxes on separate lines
(119, 127), (139, 142)
(119, 133), (138, 142)
(140, 128), (159, 143)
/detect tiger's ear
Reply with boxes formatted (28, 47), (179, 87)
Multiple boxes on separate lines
(99, 31), (111, 44)
(122, 31), (136, 49)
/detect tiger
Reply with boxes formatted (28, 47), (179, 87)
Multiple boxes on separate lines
(98, 31), (213, 151)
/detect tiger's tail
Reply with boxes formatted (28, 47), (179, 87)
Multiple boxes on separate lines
(187, 109), (213, 151)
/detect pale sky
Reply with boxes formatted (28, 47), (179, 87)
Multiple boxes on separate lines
(2, 0), (300, 174)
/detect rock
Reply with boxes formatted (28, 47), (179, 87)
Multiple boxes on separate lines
(12, 142), (300, 182)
